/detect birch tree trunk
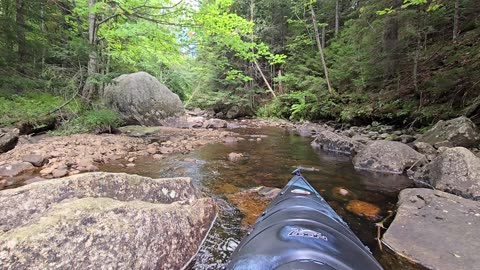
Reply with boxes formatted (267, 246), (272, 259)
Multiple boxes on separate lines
(335, 0), (339, 38)
(310, 6), (334, 95)
(82, 0), (98, 102)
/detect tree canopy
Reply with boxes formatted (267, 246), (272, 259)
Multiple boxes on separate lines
(0, 0), (479, 127)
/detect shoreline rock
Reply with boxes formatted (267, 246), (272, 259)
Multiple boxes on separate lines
(0, 172), (217, 269)
(353, 141), (425, 174)
(416, 116), (480, 148)
(382, 188), (480, 270)
(0, 126), (243, 189)
(311, 129), (364, 155)
(429, 147), (480, 200)
(0, 128), (19, 153)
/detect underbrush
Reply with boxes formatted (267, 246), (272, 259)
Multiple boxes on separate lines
(0, 92), (122, 135)
(0, 92), (69, 127)
(257, 90), (427, 126)
(52, 107), (123, 135)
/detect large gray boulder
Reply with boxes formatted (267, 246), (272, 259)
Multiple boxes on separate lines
(353, 141), (425, 174)
(416, 116), (480, 148)
(0, 128), (19, 153)
(0, 172), (217, 269)
(430, 147), (480, 199)
(382, 188), (480, 270)
(311, 129), (364, 155)
(103, 72), (184, 126)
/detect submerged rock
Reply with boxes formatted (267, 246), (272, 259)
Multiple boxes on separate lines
(382, 188), (480, 270)
(416, 116), (480, 148)
(0, 172), (217, 269)
(103, 72), (184, 126)
(228, 186), (281, 228)
(429, 147), (480, 199)
(311, 129), (363, 155)
(353, 141), (425, 174)
(345, 200), (381, 220)
(331, 187), (357, 201)
(228, 152), (245, 162)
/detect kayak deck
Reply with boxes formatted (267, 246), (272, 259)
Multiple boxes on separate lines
(226, 172), (384, 270)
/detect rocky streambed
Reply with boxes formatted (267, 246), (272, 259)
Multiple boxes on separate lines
(0, 115), (479, 270)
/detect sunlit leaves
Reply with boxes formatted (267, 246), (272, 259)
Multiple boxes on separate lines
(377, 0), (442, 15)
(194, 0), (286, 65)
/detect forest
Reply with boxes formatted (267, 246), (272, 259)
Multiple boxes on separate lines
(0, 0), (479, 132)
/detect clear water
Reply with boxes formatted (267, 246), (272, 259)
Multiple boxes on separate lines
(102, 126), (416, 269)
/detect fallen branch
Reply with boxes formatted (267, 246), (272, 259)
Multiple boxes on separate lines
(375, 210), (395, 251)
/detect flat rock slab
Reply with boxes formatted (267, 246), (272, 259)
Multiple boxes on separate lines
(383, 188), (480, 270)
(0, 172), (217, 269)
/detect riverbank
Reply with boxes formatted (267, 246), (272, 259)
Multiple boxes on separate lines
(1, 115), (479, 270)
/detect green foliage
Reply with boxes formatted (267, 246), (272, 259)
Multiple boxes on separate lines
(258, 91), (342, 122)
(53, 107), (122, 135)
(0, 92), (69, 127)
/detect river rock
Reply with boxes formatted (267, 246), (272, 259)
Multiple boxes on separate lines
(103, 72), (184, 126)
(416, 116), (480, 148)
(21, 154), (47, 167)
(382, 188), (480, 270)
(0, 162), (35, 177)
(353, 141), (425, 174)
(296, 123), (330, 137)
(311, 129), (363, 155)
(413, 141), (437, 161)
(0, 172), (216, 269)
(226, 105), (241, 119)
(187, 116), (205, 128)
(228, 152), (244, 162)
(0, 128), (19, 153)
(52, 168), (69, 178)
(203, 118), (227, 129)
(429, 147), (480, 199)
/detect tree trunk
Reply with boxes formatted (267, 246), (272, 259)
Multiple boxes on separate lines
(278, 69), (283, 94)
(453, 0), (460, 41)
(413, 36), (421, 107)
(16, 0), (27, 65)
(40, 0), (46, 72)
(383, 13), (399, 81)
(310, 6), (335, 95)
(335, 0), (339, 38)
(321, 25), (325, 48)
(82, 0), (98, 102)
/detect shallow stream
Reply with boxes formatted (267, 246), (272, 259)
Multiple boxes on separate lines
(102, 126), (414, 269)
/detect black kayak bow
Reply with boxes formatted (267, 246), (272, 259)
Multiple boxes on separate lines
(226, 170), (384, 270)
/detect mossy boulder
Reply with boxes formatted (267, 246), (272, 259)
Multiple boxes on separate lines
(416, 116), (480, 148)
